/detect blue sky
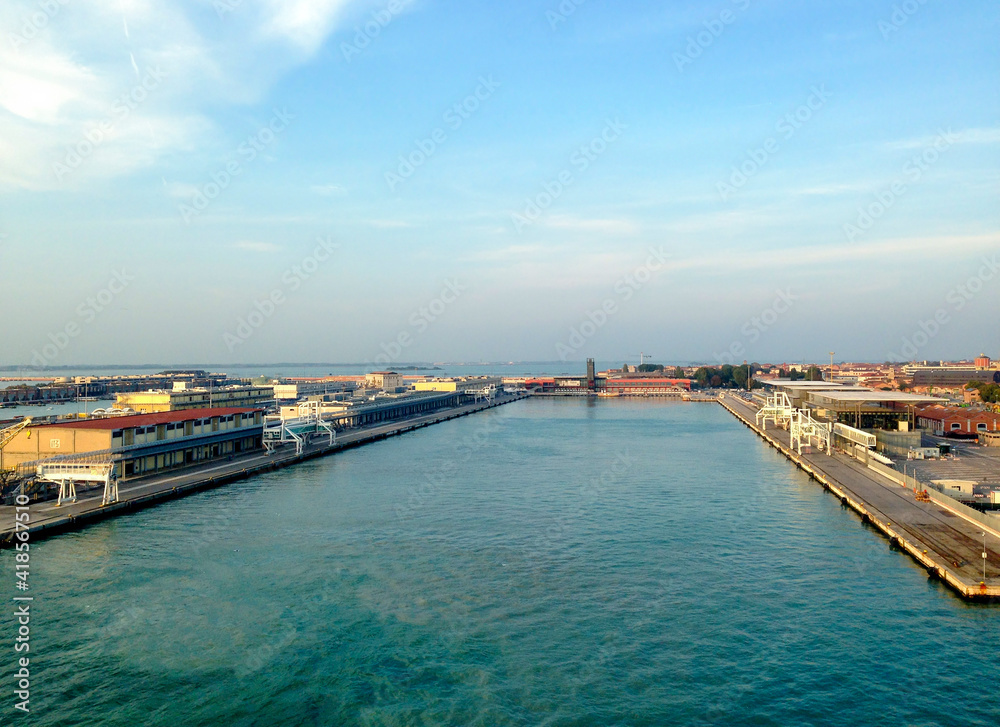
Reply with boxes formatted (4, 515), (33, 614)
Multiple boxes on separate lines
(0, 0), (997, 367)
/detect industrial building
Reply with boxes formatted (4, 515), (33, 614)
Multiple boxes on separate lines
(365, 371), (404, 392)
(602, 378), (692, 395)
(115, 384), (274, 412)
(910, 367), (1000, 387)
(413, 376), (501, 393)
(0, 408), (264, 479)
(915, 406), (1000, 437)
(272, 380), (355, 401)
(760, 380), (946, 429)
(278, 391), (467, 428)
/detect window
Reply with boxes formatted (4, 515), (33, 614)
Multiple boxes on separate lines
(950, 423), (962, 431)
(977, 423), (988, 432)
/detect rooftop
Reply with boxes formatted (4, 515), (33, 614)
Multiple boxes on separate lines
(809, 391), (946, 405)
(34, 407), (261, 431)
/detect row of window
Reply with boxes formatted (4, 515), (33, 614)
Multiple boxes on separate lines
(127, 414), (251, 435)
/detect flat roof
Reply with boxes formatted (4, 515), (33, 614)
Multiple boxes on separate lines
(763, 380), (845, 389)
(808, 391), (946, 405)
(34, 407), (261, 431)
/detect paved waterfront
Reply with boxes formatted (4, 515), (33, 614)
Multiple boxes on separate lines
(722, 395), (999, 594)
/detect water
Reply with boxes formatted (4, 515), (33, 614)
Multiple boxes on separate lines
(0, 361), (626, 385)
(0, 362), (601, 420)
(2, 399), (998, 726)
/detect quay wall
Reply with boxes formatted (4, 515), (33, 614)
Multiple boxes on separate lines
(1, 394), (527, 547)
(717, 395), (999, 601)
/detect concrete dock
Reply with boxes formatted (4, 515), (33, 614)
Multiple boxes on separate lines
(0, 393), (527, 547)
(719, 394), (999, 600)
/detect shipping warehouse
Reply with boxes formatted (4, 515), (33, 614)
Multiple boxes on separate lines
(0, 408), (263, 479)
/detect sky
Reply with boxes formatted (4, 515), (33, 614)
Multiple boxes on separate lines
(0, 0), (998, 369)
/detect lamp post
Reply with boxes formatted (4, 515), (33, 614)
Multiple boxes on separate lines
(984, 532), (988, 583)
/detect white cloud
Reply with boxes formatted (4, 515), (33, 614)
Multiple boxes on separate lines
(544, 215), (639, 234)
(259, 0), (357, 53)
(885, 127), (1000, 151)
(311, 183), (348, 196)
(232, 240), (282, 253)
(368, 219), (413, 229)
(0, 0), (369, 192)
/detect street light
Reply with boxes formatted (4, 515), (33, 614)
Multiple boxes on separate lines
(983, 532), (988, 583)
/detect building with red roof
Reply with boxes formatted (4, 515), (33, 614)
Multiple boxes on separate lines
(1, 408), (263, 479)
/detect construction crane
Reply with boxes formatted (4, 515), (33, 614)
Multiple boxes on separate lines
(630, 353), (654, 367)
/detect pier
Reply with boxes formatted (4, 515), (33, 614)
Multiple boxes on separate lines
(719, 393), (999, 600)
(0, 392), (527, 546)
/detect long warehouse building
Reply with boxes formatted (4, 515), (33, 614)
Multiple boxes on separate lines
(1, 408), (264, 479)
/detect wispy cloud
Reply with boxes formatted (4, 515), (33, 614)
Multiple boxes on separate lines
(545, 215), (639, 234)
(662, 234), (999, 275)
(232, 240), (282, 253)
(885, 127), (1000, 151)
(311, 183), (347, 196)
(0, 0), (368, 192)
(368, 219), (414, 229)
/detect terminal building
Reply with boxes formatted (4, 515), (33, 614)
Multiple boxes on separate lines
(413, 376), (501, 393)
(602, 378), (692, 395)
(0, 408), (264, 479)
(272, 380), (355, 401)
(115, 384), (274, 413)
(279, 391), (467, 428)
(365, 371), (404, 393)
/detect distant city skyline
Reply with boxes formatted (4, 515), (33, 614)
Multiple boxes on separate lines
(1, 0), (997, 366)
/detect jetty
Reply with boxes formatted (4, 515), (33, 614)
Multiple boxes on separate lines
(0, 393), (526, 546)
(719, 393), (999, 600)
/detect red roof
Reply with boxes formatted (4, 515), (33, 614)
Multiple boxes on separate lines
(34, 407), (261, 431)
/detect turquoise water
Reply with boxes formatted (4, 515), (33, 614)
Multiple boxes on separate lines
(3, 399), (999, 726)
